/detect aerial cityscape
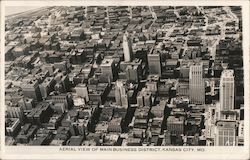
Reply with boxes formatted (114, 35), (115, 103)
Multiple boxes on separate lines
(5, 6), (244, 146)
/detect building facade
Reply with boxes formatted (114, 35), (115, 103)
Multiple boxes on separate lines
(123, 32), (133, 62)
(215, 121), (237, 146)
(220, 70), (234, 111)
(115, 80), (129, 108)
(148, 49), (161, 76)
(189, 63), (205, 104)
(100, 58), (114, 83)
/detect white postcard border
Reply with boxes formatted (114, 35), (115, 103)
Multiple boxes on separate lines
(0, 0), (249, 160)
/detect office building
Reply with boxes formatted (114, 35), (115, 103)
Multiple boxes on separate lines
(220, 70), (235, 111)
(125, 65), (139, 83)
(75, 83), (89, 102)
(137, 88), (152, 108)
(115, 80), (129, 108)
(22, 80), (42, 101)
(18, 98), (34, 110)
(146, 74), (160, 93)
(5, 118), (21, 137)
(148, 48), (161, 76)
(123, 32), (133, 62)
(6, 105), (24, 120)
(189, 62), (205, 104)
(100, 58), (114, 83)
(167, 116), (185, 135)
(39, 77), (56, 99)
(215, 121), (237, 146)
(52, 93), (73, 110)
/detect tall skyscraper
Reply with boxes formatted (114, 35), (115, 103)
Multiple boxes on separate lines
(148, 48), (161, 76)
(115, 80), (129, 108)
(220, 70), (234, 111)
(189, 62), (205, 104)
(123, 32), (133, 62)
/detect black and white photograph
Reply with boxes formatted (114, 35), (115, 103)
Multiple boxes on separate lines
(1, 0), (250, 160)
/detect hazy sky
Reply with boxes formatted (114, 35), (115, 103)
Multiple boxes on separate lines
(5, 6), (42, 16)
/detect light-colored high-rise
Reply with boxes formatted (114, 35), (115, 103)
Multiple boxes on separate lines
(220, 70), (234, 111)
(115, 80), (129, 108)
(189, 62), (205, 104)
(215, 121), (237, 146)
(75, 83), (89, 102)
(123, 32), (133, 62)
(100, 58), (114, 82)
